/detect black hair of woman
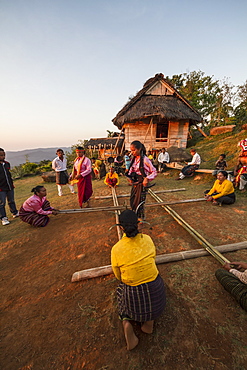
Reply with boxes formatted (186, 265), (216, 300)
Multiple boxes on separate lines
(119, 210), (139, 238)
(220, 154), (226, 158)
(218, 170), (228, 178)
(131, 140), (146, 156)
(31, 185), (44, 194)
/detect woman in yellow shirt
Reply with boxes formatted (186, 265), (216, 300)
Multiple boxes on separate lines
(204, 170), (235, 206)
(111, 210), (166, 350)
(104, 167), (119, 187)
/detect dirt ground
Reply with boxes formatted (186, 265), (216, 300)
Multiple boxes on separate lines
(1, 173), (247, 370)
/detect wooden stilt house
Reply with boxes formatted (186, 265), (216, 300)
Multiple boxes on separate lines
(112, 73), (202, 152)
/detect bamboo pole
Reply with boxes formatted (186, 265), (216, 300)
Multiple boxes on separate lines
(94, 188), (186, 199)
(71, 241), (247, 282)
(59, 198), (205, 214)
(111, 186), (122, 240)
(148, 189), (229, 264)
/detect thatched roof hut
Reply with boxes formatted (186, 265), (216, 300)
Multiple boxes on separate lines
(85, 137), (124, 150)
(85, 136), (124, 159)
(112, 73), (202, 151)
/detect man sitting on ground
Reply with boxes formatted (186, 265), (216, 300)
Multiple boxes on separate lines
(215, 261), (247, 312)
(157, 148), (169, 173)
(176, 149), (201, 180)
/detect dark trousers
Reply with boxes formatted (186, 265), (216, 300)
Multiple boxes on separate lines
(215, 269), (247, 311)
(0, 189), (18, 219)
(204, 190), (235, 205)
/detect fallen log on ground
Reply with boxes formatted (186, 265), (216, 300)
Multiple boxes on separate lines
(71, 241), (247, 282)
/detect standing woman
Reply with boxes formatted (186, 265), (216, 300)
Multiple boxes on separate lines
(70, 146), (93, 208)
(19, 186), (59, 227)
(52, 149), (75, 196)
(111, 210), (166, 350)
(127, 140), (157, 219)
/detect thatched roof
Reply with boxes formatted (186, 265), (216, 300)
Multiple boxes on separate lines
(112, 73), (202, 129)
(86, 137), (124, 149)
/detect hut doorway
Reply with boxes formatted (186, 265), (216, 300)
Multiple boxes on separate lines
(156, 122), (169, 143)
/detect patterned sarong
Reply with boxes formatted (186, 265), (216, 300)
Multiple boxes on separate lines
(77, 173), (93, 207)
(117, 274), (166, 322)
(130, 175), (146, 219)
(56, 170), (69, 185)
(215, 269), (247, 311)
(19, 200), (52, 227)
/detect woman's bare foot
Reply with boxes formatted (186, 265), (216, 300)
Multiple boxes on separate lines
(141, 320), (154, 334)
(122, 320), (139, 350)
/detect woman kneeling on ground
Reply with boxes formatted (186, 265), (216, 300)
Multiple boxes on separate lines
(111, 210), (166, 350)
(19, 186), (59, 227)
(204, 170), (235, 206)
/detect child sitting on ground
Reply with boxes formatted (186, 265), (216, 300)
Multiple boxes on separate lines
(212, 154), (227, 176)
(104, 167), (119, 188)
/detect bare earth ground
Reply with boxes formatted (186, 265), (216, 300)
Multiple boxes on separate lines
(1, 171), (247, 370)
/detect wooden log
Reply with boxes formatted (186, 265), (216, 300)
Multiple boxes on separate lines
(94, 188), (186, 199)
(71, 241), (247, 282)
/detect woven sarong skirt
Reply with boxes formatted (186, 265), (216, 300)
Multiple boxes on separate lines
(117, 274), (166, 322)
(19, 200), (52, 227)
(56, 170), (69, 185)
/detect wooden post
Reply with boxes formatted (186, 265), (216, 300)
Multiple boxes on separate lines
(112, 129), (123, 155)
(143, 118), (153, 146)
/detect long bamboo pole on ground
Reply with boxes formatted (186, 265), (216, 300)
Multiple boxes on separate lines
(71, 241), (247, 282)
(94, 188), (186, 200)
(148, 189), (230, 265)
(111, 186), (122, 240)
(59, 198), (206, 214)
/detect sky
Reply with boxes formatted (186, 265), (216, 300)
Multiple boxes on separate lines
(1, 0), (247, 151)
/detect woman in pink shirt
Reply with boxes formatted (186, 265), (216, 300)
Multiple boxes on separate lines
(70, 146), (93, 208)
(127, 140), (157, 220)
(19, 186), (59, 227)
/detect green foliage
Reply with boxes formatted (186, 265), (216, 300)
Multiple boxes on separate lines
(166, 71), (246, 129)
(11, 160), (52, 179)
(22, 162), (38, 173)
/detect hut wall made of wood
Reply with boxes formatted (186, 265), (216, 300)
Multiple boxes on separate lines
(124, 120), (189, 150)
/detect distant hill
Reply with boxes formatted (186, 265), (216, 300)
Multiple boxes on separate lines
(6, 147), (71, 167)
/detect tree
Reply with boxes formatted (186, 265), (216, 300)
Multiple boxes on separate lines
(233, 80), (247, 128)
(166, 71), (235, 128)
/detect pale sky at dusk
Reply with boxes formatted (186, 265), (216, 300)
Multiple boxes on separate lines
(1, 0), (246, 151)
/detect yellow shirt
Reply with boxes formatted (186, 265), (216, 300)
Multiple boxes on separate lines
(104, 172), (119, 185)
(208, 179), (234, 199)
(111, 233), (158, 286)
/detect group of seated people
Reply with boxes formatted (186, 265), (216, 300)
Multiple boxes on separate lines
(14, 138), (247, 229)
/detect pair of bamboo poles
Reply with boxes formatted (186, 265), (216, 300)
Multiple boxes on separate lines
(148, 189), (230, 265)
